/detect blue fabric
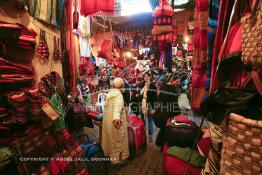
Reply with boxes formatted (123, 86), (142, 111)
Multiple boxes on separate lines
(157, 74), (164, 81)
(95, 113), (103, 121)
(90, 55), (96, 65)
(147, 116), (154, 136)
(81, 141), (101, 158)
(206, 0), (220, 97)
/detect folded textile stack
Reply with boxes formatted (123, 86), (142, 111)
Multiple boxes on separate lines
(26, 88), (42, 121)
(7, 91), (28, 125)
(0, 57), (34, 83)
(0, 21), (36, 50)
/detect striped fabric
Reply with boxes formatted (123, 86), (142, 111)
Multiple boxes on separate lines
(209, 0), (235, 92)
(24, 0), (64, 28)
(205, 0), (220, 97)
(191, 0), (209, 110)
(201, 124), (224, 175)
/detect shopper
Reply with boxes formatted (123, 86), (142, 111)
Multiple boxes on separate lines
(154, 83), (181, 148)
(130, 76), (144, 116)
(101, 78), (129, 165)
(140, 72), (157, 143)
(76, 77), (91, 109)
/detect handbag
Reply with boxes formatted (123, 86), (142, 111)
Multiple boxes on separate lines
(76, 133), (108, 175)
(42, 90), (64, 121)
(73, 0), (79, 30)
(241, 0), (262, 66)
(42, 102), (60, 121)
(97, 18), (113, 60)
(97, 39), (112, 59)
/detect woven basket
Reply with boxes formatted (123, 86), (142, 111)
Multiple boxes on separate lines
(242, 0), (262, 66)
(220, 113), (262, 175)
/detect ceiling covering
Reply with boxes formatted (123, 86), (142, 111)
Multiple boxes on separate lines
(93, 0), (194, 30)
(111, 12), (153, 29)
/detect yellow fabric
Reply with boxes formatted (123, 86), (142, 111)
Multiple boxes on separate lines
(102, 89), (129, 164)
(141, 84), (149, 116)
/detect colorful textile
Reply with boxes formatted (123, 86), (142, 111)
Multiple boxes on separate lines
(0, 57), (34, 83)
(210, 0), (253, 91)
(191, 0), (209, 110)
(0, 21), (36, 50)
(24, 0), (64, 28)
(197, 137), (211, 157)
(209, 0), (235, 92)
(166, 146), (206, 168)
(205, 0), (220, 97)
(163, 143), (201, 175)
(201, 124), (223, 175)
(80, 0), (114, 16)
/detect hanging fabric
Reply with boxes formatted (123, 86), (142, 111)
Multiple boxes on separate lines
(53, 36), (61, 62)
(80, 0), (114, 16)
(79, 16), (92, 58)
(73, 0), (79, 30)
(205, 0), (221, 98)
(191, 0), (209, 111)
(97, 17), (113, 60)
(210, 0), (253, 92)
(60, 0), (77, 94)
(24, 0), (64, 28)
(36, 30), (49, 59)
(209, 0), (236, 92)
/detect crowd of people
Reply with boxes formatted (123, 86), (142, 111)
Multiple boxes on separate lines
(76, 54), (192, 165)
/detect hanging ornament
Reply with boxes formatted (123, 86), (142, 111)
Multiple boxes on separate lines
(37, 30), (49, 59)
(53, 36), (61, 61)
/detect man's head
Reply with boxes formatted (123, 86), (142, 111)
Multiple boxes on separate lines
(113, 77), (124, 92)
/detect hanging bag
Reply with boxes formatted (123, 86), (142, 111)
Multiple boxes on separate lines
(42, 89), (64, 121)
(242, 0), (262, 66)
(97, 17), (113, 60)
(73, 0), (79, 30)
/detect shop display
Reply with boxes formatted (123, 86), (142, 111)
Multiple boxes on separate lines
(0, 0), (262, 174)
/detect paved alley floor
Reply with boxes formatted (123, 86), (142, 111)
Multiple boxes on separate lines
(84, 123), (164, 175)
(108, 143), (163, 175)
